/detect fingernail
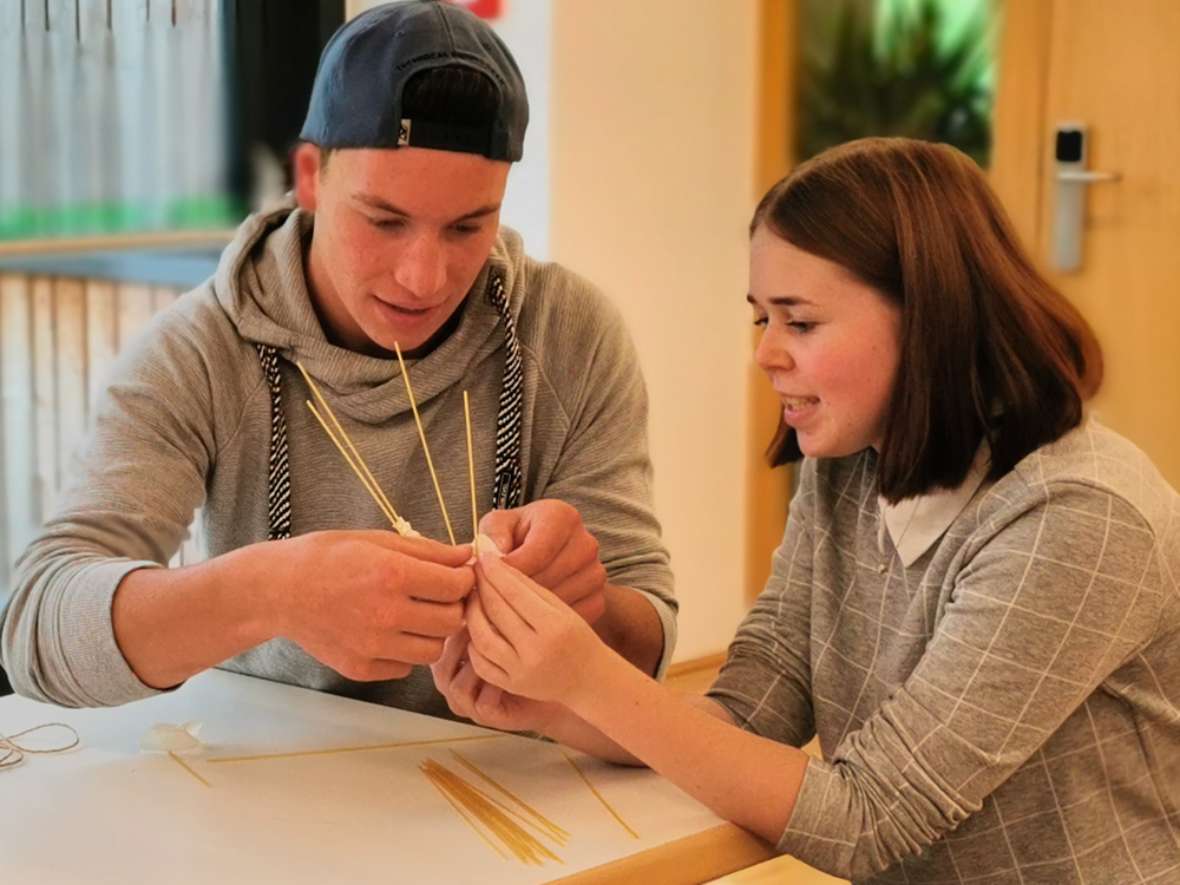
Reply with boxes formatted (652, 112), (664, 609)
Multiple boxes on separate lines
(475, 532), (502, 556)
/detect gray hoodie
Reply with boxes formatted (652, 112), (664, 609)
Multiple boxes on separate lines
(1, 201), (676, 714)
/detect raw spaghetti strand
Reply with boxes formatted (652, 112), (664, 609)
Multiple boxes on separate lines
(450, 749), (570, 844)
(168, 750), (211, 787)
(205, 733), (504, 764)
(393, 341), (455, 544)
(563, 750), (639, 839)
(421, 758), (565, 866)
(463, 390), (480, 553)
(295, 360), (416, 536)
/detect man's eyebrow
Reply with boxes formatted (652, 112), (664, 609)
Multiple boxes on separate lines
(745, 294), (815, 307)
(351, 193), (501, 222)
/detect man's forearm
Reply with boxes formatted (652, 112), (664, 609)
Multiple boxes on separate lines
(112, 542), (279, 689)
(593, 583), (666, 676)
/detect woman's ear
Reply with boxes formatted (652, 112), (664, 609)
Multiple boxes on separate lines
(292, 143), (322, 211)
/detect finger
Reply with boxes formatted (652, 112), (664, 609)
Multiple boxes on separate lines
(519, 531), (597, 590)
(538, 560), (607, 609)
(442, 661), (481, 719)
(474, 685), (522, 731)
(431, 629), (471, 692)
(337, 657), (413, 682)
(477, 509), (520, 557)
(354, 531), (474, 566)
(392, 556), (476, 603)
(466, 592), (518, 670)
(498, 510), (568, 577)
(468, 644), (510, 689)
(476, 565), (540, 642)
(473, 681), (504, 718)
(395, 598), (465, 638)
(383, 633), (447, 666)
(570, 591), (606, 625)
(479, 553), (563, 626)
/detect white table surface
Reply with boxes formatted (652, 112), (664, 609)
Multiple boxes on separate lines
(0, 670), (726, 884)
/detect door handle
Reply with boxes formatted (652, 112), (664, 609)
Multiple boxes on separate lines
(1051, 122), (1120, 273)
(1056, 169), (1120, 184)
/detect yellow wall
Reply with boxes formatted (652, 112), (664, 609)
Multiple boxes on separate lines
(550, 1), (762, 661)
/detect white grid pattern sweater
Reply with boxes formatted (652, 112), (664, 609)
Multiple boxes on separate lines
(710, 420), (1180, 883)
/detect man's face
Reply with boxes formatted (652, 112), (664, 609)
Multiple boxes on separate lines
(295, 145), (510, 355)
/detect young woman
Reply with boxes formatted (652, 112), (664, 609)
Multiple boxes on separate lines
(432, 138), (1180, 883)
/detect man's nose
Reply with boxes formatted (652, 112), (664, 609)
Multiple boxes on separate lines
(395, 234), (446, 299)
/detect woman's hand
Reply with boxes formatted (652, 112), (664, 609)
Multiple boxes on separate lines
(430, 627), (563, 733)
(466, 549), (608, 704)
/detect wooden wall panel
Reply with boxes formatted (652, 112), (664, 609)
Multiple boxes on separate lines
(117, 283), (156, 349)
(746, 0), (799, 603)
(53, 279), (90, 488)
(0, 273), (189, 596)
(85, 281), (119, 410)
(1, 275), (34, 577)
(31, 278), (59, 520)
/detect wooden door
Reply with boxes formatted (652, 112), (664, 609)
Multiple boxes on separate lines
(992, 0), (1180, 485)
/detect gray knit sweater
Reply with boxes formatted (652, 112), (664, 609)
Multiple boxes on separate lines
(1, 201), (676, 714)
(710, 420), (1180, 883)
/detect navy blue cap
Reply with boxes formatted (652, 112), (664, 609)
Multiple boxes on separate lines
(299, 0), (528, 161)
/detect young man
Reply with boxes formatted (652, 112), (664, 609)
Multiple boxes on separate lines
(0, 0), (675, 718)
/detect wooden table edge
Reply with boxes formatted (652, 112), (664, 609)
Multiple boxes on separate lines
(544, 823), (775, 885)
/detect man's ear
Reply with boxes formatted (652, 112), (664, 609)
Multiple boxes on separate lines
(292, 142), (322, 211)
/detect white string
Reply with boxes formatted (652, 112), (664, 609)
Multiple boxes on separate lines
(0, 722), (81, 770)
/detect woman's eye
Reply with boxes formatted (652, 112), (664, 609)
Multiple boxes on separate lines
(788, 321), (815, 333)
(752, 316), (768, 328)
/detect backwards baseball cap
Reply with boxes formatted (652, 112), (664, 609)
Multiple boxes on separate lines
(299, 0), (528, 161)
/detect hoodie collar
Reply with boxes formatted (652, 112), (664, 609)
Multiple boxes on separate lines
(878, 442), (991, 567)
(212, 198), (524, 426)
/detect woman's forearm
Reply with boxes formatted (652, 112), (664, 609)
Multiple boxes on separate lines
(568, 647), (810, 845)
(543, 688), (733, 766)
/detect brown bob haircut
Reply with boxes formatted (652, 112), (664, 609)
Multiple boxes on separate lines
(752, 137), (1103, 503)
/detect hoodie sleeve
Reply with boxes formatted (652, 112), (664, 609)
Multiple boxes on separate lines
(521, 271), (678, 675)
(0, 296), (228, 707)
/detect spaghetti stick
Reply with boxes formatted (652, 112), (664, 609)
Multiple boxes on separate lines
(439, 757), (567, 847)
(451, 750), (570, 843)
(168, 751), (211, 788)
(563, 750), (639, 839)
(463, 391), (480, 555)
(394, 341), (455, 544)
(296, 360), (414, 536)
(428, 764), (535, 863)
(206, 733), (503, 765)
(424, 761), (562, 865)
(422, 763), (510, 861)
(306, 400), (399, 528)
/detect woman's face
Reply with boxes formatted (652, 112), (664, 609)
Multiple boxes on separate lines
(748, 225), (902, 458)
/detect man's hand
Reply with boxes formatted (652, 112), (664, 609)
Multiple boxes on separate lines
(479, 499), (606, 624)
(274, 530), (474, 681)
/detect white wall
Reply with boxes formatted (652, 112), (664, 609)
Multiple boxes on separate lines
(550, 2), (759, 661)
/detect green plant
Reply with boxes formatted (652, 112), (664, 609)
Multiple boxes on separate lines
(798, 0), (995, 166)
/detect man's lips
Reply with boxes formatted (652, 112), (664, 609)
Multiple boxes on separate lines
(374, 299), (434, 316)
